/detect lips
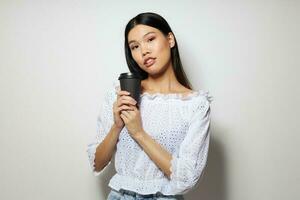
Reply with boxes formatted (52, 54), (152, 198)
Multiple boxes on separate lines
(143, 57), (156, 67)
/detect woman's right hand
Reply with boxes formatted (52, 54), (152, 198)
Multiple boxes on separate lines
(113, 90), (137, 129)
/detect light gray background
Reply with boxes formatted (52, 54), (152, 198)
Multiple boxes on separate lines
(0, 0), (299, 200)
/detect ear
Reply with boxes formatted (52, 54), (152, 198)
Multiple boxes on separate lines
(168, 32), (175, 48)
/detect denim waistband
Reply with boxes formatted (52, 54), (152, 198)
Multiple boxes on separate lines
(113, 189), (183, 198)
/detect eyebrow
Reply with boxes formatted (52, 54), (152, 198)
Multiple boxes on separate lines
(128, 32), (156, 45)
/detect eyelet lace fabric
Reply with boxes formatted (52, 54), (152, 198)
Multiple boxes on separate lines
(86, 80), (213, 195)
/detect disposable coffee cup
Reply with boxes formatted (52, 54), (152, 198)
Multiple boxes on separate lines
(118, 72), (142, 108)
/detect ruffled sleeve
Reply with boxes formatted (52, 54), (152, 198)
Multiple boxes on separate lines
(167, 92), (212, 194)
(86, 82), (117, 176)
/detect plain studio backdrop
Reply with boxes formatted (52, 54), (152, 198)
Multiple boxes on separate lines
(0, 0), (299, 200)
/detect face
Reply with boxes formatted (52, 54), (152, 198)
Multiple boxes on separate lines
(127, 24), (175, 74)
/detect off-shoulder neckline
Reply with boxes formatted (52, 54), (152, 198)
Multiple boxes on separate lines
(139, 90), (213, 102)
(113, 81), (213, 102)
(140, 90), (201, 101)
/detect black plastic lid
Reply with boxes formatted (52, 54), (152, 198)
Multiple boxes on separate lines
(118, 72), (141, 80)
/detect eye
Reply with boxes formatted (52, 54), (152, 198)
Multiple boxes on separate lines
(130, 45), (139, 50)
(148, 37), (155, 42)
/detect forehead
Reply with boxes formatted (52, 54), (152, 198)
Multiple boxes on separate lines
(128, 25), (162, 41)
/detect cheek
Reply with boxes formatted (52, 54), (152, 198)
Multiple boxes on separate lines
(131, 52), (141, 63)
(152, 41), (166, 52)
(131, 52), (147, 70)
(156, 42), (171, 60)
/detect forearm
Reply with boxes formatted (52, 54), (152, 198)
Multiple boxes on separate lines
(133, 130), (172, 179)
(94, 124), (122, 172)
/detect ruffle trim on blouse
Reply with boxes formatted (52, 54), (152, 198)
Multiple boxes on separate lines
(112, 80), (213, 102)
(140, 90), (213, 102)
(87, 140), (112, 176)
(86, 143), (101, 176)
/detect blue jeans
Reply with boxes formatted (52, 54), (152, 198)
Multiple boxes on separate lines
(107, 189), (185, 200)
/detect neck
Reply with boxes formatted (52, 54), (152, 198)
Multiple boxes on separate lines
(142, 63), (181, 93)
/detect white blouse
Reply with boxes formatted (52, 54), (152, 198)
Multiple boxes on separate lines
(86, 81), (213, 195)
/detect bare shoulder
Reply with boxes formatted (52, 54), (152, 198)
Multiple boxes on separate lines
(141, 80), (194, 94)
(180, 87), (194, 93)
(176, 83), (194, 94)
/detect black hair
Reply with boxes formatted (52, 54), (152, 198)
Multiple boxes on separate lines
(124, 12), (193, 90)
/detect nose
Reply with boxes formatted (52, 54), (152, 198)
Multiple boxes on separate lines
(140, 42), (150, 56)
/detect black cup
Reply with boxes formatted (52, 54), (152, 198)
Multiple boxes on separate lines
(118, 72), (142, 108)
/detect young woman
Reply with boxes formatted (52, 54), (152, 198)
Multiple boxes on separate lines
(87, 12), (213, 200)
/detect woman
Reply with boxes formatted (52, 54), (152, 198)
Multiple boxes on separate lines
(87, 12), (213, 200)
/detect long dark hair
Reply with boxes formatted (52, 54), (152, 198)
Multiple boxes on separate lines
(124, 12), (193, 90)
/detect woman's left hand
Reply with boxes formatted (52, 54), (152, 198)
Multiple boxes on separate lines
(120, 104), (144, 139)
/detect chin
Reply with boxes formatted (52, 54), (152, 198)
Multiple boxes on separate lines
(146, 67), (166, 77)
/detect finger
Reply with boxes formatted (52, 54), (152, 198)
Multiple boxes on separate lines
(117, 99), (136, 107)
(117, 97), (137, 107)
(129, 104), (138, 111)
(118, 105), (134, 112)
(121, 110), (130, 118)
(121, 96), (137, 104)
(117, 90), (130, 97)
(120, 113), (128, 122)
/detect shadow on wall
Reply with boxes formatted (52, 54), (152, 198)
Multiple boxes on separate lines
(96, 126), (228, 200)
(185, 126), (228, 200)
